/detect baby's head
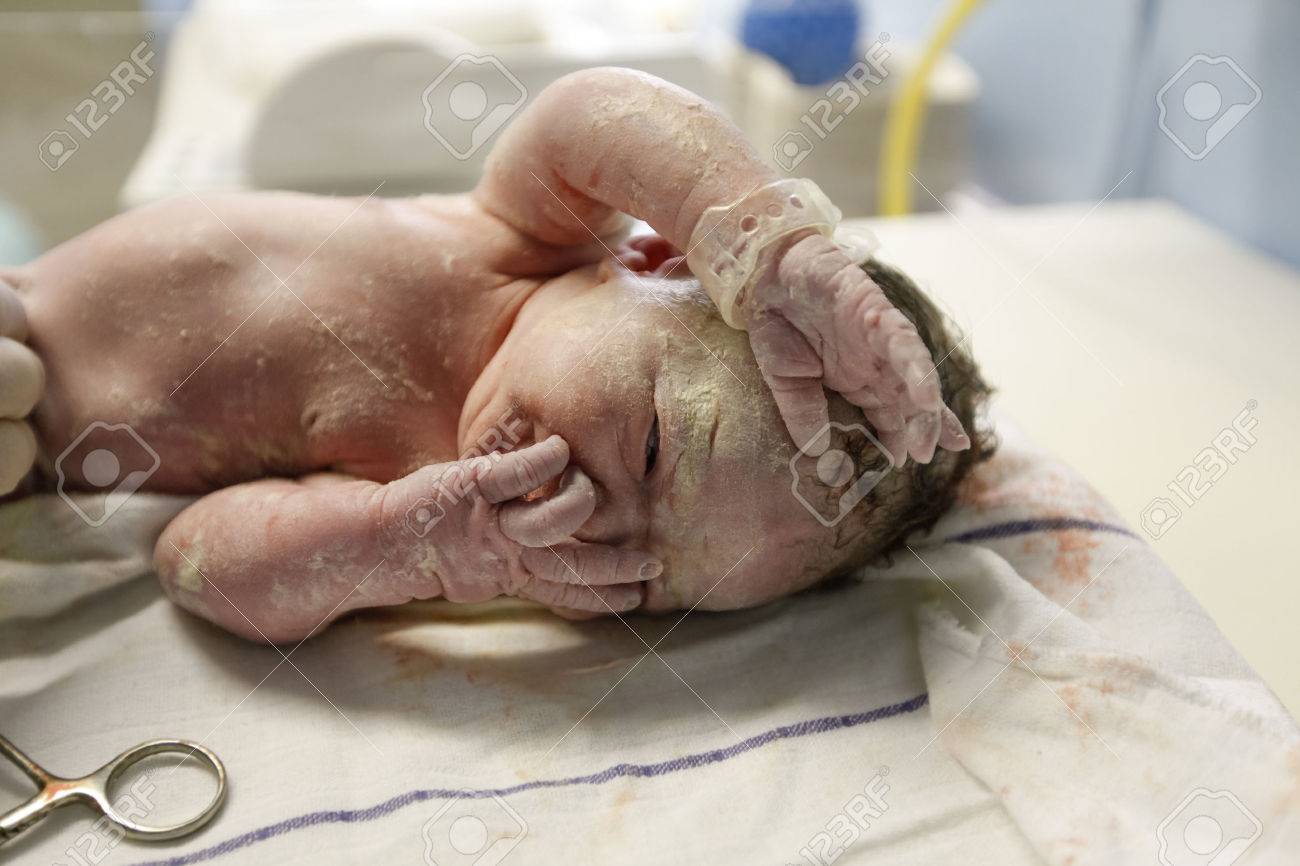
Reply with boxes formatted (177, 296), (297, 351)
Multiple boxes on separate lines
(466, 253), (993, 613)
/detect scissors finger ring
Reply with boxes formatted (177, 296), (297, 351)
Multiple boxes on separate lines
(0, 734), (227, 845)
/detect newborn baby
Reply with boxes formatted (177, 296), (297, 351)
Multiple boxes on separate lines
(0, 68), (989, 643)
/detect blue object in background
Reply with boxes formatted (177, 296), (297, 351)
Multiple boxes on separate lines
(740, 0), (862, 86)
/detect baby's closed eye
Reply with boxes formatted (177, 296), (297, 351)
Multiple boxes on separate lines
(645, 412), (660, 474)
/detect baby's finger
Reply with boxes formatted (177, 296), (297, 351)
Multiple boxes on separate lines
(476, 435), (569, 504)
(905, 369), (943, 416)
(499, 465), (596, 547)
(894, 339), (943, 412)
(0, 337), (44, 418)
(750, 322), (833, 453)
(904, 411), (941, 464)
(838, 383), (885, 410)
(750, 315), (824, 379)
(518, 576), (642, 614)
(772, 382), (832, 456)
(938, 407), (971, 452)
(877, 426), (909, 470)
(848, 391), (904, 433)
(865, 309), (941, 412)
(0, 420), (37, 494)
(0, 279), (27, 341)
(520, 542), (661, 586)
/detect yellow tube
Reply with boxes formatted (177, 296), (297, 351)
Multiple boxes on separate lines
(878, 0), (984, 216)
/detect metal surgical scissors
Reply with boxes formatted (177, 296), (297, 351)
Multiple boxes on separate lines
(0, 735), (226, 846)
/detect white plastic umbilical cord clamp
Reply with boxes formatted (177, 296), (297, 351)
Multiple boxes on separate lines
(685, 178), (879, 330)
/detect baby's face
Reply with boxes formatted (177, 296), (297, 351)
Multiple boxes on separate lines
(473, 266), (857, 613)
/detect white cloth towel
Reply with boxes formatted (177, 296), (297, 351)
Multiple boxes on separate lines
(1, 418), (1295, 865)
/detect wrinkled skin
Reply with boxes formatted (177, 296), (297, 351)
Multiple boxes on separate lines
(1, 68), (964, 643)
(464, 257), (860, 615)
(749, 231), (970, 463)
(475, 67), (967, 463)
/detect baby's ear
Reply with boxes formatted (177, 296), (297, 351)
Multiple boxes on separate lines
(598, 234), (684, 280)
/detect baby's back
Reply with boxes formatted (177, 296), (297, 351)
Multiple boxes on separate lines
(21, 192), (509, 492)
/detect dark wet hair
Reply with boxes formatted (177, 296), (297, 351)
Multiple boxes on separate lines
(829, 258), (996, 569)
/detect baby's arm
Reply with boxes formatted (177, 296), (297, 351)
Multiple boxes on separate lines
(156, 437), (658, 643)
(476, 67), (767, 252)
(476, 68), (966, 463)
(157, 474), (406, 644)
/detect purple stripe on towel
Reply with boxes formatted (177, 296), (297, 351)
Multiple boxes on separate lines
(128, 693), (928, 866)
(945, 516), (1138, 544)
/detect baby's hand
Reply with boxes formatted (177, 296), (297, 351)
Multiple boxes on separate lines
(747, 233), (969, 465)
(386, 436), (660, 614)
(0, 278), (42, 494)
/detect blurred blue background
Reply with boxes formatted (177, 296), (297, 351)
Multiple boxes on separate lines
(867, 0), (1300, 267)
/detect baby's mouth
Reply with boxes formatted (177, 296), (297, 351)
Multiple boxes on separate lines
(523, 472), (563, 501)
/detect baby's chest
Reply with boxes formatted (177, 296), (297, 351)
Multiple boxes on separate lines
(298, 364), (464, 483)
